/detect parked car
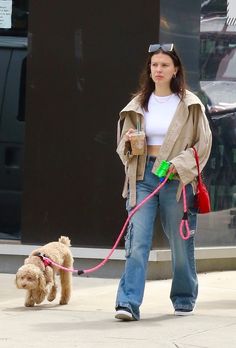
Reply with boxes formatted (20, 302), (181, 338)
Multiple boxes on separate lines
(0, 36), (27, 239)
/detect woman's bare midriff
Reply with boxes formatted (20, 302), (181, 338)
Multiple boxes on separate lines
(147, 145), (161, 156)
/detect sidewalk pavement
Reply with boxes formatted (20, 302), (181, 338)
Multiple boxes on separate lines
(0, 271), (236, 348)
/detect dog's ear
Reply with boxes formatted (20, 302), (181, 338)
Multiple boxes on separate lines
(15, 273), (19, 288)
(37, 272), (47, 292)
(24, 257), (30, 265)
(34, 272), (47, 304)
(15, 266), (24, 288)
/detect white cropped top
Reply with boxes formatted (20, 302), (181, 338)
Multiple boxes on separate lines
(144, 93), (180, 145)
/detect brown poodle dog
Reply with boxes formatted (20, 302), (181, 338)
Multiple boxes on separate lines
(15, 236), (74, 307)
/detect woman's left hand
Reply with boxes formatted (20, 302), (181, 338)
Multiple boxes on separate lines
(168, 163), (177, 176)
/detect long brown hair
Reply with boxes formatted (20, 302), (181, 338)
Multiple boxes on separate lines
(133, 47), (186, 111)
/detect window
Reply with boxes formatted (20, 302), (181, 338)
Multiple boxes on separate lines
(0, 0), (28, 37)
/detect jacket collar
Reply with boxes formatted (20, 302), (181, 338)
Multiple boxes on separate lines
(119, 95), (143, 119)
(183, 90), (205, 113)
(119, 90), (205, 119)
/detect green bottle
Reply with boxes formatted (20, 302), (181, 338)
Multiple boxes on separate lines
(155, 160), (174, 180)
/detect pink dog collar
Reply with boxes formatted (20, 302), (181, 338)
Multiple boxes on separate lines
(36, 252), (52, 267)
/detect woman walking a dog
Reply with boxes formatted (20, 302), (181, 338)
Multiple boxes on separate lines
(115, 43), (212, 321)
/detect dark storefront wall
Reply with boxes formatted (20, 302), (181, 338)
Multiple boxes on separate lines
(21, 0), (160, 246)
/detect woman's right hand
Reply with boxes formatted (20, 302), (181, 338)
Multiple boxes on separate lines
(124, 128), (136, 141)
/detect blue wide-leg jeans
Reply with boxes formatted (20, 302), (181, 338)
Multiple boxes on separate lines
(116, 160), (198, 320)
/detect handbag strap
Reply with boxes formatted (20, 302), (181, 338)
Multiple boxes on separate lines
(192, 146), (202, 184)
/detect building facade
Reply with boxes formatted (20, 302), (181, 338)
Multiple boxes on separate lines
(0, 1), (235, 272)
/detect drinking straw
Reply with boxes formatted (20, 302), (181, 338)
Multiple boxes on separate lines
(137, 116), (140, 133)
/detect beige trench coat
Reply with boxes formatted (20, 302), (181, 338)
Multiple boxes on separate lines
(116, 90), (212, 207)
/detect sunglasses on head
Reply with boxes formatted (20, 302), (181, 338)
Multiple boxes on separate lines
(148, 43), (174, 53)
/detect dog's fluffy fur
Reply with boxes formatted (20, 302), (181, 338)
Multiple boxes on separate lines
(15, 236), (73, 307)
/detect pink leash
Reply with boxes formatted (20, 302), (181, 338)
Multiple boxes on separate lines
(179, 185), (191, 240)
(39, 176), (190, 275)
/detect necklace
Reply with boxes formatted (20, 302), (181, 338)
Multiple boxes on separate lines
(153, 92), (174, 103)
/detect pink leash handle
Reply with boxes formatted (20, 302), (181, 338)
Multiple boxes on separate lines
(179, 185), (191, 240)
(40, 175), (170, 276)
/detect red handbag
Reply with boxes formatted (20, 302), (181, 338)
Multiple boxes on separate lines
(192, 147), (211, 214)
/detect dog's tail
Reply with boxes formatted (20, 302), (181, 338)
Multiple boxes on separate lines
(59, 236), (71, 247)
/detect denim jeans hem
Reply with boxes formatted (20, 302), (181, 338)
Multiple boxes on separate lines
(174, 304), (195, 311)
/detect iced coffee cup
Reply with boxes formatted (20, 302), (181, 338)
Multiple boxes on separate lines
(130, 131), (145, 155)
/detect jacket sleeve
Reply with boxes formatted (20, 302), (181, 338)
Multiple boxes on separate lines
(170, 104), (212, 185)
(116, 115), (135, 165)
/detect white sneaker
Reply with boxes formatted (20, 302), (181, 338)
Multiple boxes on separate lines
(174, 309), (194, 316)
(115, 308), (135, 321)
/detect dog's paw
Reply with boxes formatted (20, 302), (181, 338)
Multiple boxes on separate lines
(25, 300), (35, 307)
(59, 298), (69, 305)
(47, 293), (56, 302)
(32, 290), (46, 304)
(47, 284), (57, 302)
